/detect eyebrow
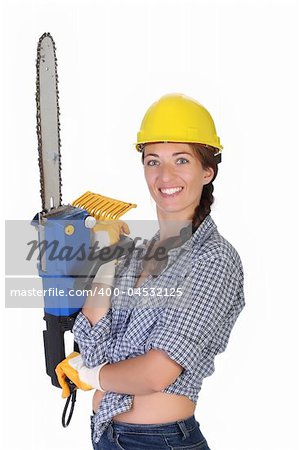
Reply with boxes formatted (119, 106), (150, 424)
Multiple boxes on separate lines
(144, 152), (193, 159)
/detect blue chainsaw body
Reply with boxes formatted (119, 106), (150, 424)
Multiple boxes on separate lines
(36, 206), (91, 316)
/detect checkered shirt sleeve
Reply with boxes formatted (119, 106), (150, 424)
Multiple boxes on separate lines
(145, 255), (244, 374)
(72, 309), (113, 368)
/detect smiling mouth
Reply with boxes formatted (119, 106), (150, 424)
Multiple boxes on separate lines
(158, 187), (184, 196)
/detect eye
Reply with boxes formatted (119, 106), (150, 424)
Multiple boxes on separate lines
(146, 159), (160, 166)
(176, 157), (189, 164)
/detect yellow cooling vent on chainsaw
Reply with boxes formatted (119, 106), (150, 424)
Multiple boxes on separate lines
(72, 191), (137, 220)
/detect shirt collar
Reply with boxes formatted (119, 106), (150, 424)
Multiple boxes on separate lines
(135, 214), (217, 256)
(169, 214), (217, 255)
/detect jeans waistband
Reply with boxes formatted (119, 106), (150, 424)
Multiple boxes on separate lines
(111, 414), (197, 436)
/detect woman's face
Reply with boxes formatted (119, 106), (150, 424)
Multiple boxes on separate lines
(143, 142), (214, 221)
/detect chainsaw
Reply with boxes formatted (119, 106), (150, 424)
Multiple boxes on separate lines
(31, 32), (136, 426)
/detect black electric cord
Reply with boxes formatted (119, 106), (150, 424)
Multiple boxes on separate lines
(62, 378), (77, 427)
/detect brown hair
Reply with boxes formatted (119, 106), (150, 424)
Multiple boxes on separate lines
(188, 143), (220, 230)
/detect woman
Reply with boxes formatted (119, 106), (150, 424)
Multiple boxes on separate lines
(58, 93), (245, 449)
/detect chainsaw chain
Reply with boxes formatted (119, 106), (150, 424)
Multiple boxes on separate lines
(35, 32), (62, 212)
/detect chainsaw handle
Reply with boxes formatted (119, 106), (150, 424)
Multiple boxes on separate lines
(43, 312), (79, 388)
(73, 235), (135, 292)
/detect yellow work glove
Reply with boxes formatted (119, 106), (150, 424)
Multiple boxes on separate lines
(55, 351), (93, 399)
(92, 220), (130, 286)
(92, 219), (130, 246)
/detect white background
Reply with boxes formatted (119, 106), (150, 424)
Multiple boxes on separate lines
(1, 0), (299, 449)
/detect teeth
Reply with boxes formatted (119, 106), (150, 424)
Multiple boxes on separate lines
(160, 187), (183, 195)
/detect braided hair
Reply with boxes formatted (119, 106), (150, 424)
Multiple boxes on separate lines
(188, 143), (220, 230)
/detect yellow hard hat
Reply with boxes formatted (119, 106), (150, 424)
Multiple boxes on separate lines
(135, 93), (223, 154)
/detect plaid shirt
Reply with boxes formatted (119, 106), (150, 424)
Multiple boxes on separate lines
(72, 214), (245, 444)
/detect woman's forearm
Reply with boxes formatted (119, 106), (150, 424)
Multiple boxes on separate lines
(99, 353), (158, 395)
(81, 282), (112, 327)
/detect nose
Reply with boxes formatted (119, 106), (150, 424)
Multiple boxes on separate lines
(159, 163), (176, 182)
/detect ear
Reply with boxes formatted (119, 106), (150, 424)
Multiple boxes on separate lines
(203, 166), (214, 185)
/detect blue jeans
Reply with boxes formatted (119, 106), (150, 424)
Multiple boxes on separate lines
(91, 414), (211, 449)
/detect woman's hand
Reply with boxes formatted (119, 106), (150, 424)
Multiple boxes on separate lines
(92, 219), (130, 248)
(55, 352), (93, 398)
(92, 219), (131, 286)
